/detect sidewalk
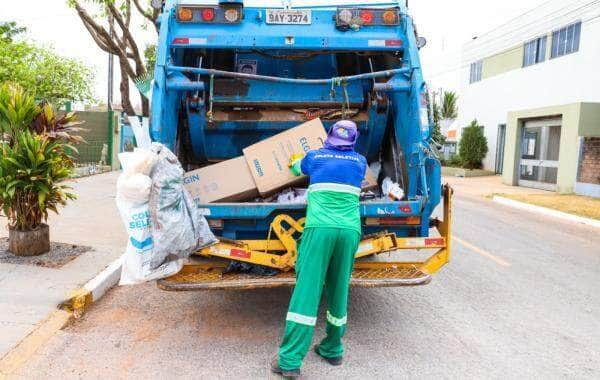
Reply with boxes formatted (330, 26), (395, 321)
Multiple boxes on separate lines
(442, 174), (549, 198)
(0, 172), (125, 359)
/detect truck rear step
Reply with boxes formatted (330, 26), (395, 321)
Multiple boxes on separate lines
(157, 262), (431, 291)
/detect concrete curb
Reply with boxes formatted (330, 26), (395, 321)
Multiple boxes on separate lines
(63, 255), (123, 318)
(493, 196), (600, 228)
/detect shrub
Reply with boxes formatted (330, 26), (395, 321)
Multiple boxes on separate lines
(458, 120), (488, 169)
(0, 83), (39, 141)
(0, 85), (78, 233)
(443, 155), (463, 168)
(0, 130), (76, 230)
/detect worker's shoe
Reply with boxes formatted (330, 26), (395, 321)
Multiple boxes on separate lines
(314, 345), (343, 366)
(271, 357), (301, 379)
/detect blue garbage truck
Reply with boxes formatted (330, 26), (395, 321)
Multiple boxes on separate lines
(151, 0), (453, 291)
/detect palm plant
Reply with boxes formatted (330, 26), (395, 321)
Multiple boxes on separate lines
(0, 84), (78, 255)
(441, 91), (458, 120)
(0, 83), (39, 142)
(0, 130), (76, 231)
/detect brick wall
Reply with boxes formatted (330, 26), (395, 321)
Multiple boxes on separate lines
(578, 137), (600, 185)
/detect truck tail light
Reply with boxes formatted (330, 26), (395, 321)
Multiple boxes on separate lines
(382, 10), (398, 25)
(201, 8), (215, 22)
(360, 10), (374, 25)
(223, 8), (241, 23)
(177, 7), (194, 22)
(176, 4), (242, 24)
(336, 8), (400, 27)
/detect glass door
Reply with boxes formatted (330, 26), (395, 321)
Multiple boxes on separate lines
(518, 119), (561, 191)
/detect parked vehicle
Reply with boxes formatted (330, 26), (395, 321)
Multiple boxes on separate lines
(150, 0), (452, 290)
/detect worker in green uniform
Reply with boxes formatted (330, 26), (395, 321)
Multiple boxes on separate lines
(271, 120), (367, 378)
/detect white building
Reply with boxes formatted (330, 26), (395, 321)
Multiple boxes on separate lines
(456, 0), (600, 195)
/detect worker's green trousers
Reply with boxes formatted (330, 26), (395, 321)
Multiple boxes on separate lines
(278, 227), (360, 370)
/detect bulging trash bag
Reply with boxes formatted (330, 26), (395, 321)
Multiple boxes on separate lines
(382, 177), (405, 201)
(116, 144), (217, 285)
(147, 143), (217, 269)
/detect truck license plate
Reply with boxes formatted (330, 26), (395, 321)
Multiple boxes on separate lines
(266, 9), (311, 25)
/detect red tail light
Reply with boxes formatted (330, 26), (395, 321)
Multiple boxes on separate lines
(360, 10), (374, 25)
(336, 7), (400, 27)
(201, 8), (215, 22)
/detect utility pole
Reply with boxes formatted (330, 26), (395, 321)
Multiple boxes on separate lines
(107, 13), (115, 167)
(107, 13), (114, 111)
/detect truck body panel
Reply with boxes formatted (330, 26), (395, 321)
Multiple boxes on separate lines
(150, 0), (449, 287)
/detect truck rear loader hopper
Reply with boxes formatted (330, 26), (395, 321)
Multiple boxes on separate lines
(150, 0), (452, 290)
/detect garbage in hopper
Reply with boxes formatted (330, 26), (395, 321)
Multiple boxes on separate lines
(183, 118), (377, 203)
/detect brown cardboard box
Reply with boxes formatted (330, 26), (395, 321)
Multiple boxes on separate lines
(243, 118), (379, 195)
(183, 156), (259, 204)
(361, 166), (378, 191)
(243, 118), (328, 195)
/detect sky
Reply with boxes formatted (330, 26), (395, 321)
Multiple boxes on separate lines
(1, 0), (549, 106)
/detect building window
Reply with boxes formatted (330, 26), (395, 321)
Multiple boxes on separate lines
(551, 21), (581, 59)
(469, 60), (482, 83)
(523, 36), (547, 67)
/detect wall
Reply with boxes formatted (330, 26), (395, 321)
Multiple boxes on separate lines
(503, 103), (583, 194)
(481, 45), (523, 80)
(578, 137), (600, 185)
(75, 111), (118, 167)
(457, 1), (600, 171)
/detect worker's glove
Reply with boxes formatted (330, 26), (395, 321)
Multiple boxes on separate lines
(288, 154), (304, 177)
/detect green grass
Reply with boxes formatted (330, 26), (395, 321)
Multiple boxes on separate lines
(496, 193), (600, 220)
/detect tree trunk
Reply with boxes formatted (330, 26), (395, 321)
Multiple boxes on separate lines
(141, 94), (149, 117)
(119, 58), (135, 115)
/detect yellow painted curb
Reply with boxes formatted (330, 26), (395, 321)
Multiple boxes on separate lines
(62, 288), (93, 319)
(0, 310), (72, 378)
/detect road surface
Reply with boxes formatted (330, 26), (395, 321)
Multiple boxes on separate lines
(15, 193), (600, 379)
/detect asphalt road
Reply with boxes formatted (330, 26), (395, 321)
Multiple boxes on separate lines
(15, 194), (600, 379)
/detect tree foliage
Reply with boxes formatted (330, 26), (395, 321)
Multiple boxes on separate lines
(458, 120), (488, 169)
(0, 26), (94, 104)
(431, 100), (446, 144)
(69, 0), (160, 115)
(441, 91), (458, 119)
(0, 21), (26, 42)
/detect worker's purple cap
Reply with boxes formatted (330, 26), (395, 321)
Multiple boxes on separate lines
(326, 120), (359, 148)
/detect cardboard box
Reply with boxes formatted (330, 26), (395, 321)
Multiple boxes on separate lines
(183, 156), (259, 204)
(243, 118), (328, 195)
(243, 118), (379, 195)
(361, 167), (378, 191)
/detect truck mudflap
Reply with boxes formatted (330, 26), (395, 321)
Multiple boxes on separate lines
(157, 185), (452, 291)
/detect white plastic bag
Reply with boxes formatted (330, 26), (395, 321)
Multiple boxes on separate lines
(116, 148), (181, 285)
(147, 143), (217, 269)
(382, 177), (405, 201)
(116, 144), (217, 285)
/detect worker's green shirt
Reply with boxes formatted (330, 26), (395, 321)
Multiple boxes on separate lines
(304, 184), (361, 234)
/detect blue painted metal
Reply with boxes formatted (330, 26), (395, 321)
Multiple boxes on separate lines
(151, 0), (442, 240)
(166, 71), (205, 92)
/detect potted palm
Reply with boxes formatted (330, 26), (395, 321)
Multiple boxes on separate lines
(0, 84), (78, 256)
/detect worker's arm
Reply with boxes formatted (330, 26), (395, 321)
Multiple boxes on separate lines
(289, 151), (313, 177)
